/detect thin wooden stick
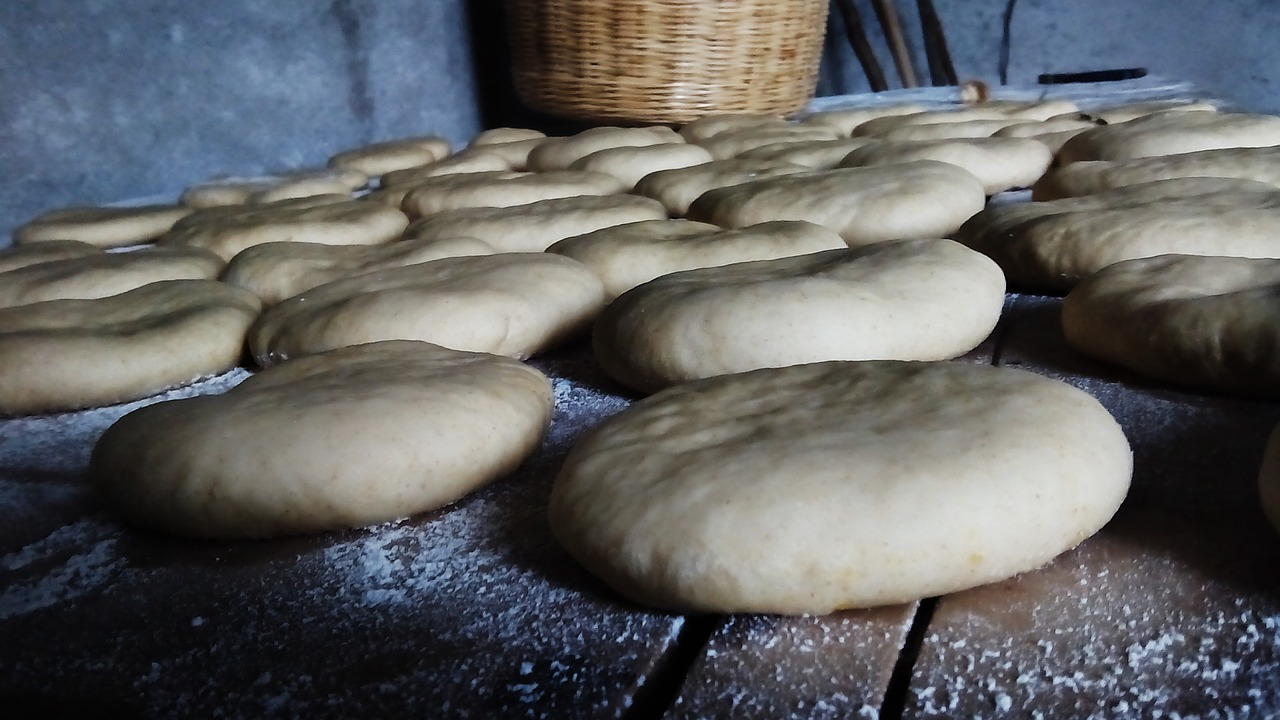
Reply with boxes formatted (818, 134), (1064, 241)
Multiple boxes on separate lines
(834, 0), (889, 92)
(871, 0), (918, 88)
(917, 0), (958, 86)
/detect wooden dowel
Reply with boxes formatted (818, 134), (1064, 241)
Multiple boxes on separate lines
(917, 0), (958, 86)
(871, 0), (919, 88)
(833, 0), (889, 93)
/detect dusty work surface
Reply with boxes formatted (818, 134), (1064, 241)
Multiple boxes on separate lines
(1, 293), (1277, 719)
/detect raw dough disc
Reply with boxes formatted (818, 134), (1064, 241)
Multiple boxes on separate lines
(159, 196), (409, 261)
(735, 138), (879, 169)
(400, 170), (626, 218)
(91, 340), (552, 539)
(593, 240), (1005, 394)
(632, 159), (809, 217)
(549, 359), (1132, 614)
(221, 236), (495, 306)
(249, 253), (605, 365)
(1062, 254), (1280, 399)
(14, 204), (194, 248)
(527, 126), (683, 171)
(1260, 426), (1280, 539)
(0, 246), (225, 310)
(695, 126), (842, 161)
(0, 280), (260, 415)
(839, 137), (1054, 195)
(548, 219), (847, 301)
(1056, 111), (1280, 165)
(799, 103), (926, 136)
(1032, 146), (1280, 200)
(379, 151), (513, 187)
(0, 240), (102, 273)
(686, 161), (986, 246)
(678, 114), (789, 142)
(328, 135), (452, 176)
(403, 195), (667, 253)
(568, 143), (715, 189)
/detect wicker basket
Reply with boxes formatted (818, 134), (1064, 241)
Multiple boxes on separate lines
(505, 0), (830, 125)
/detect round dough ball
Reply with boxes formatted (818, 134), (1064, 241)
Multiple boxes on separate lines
(328, 135), (452, 176)
(593, 240), (1005, 393)
(1062, 254), (1280, 398)
(249, 253), (605, 365)
(0, 280), (260, 415)
(686, 161), (986, 247)
(1057, 111), (1280, 165)
(1259, 425), (1280, 539)
(159, 196), (409, 261)
(549, 360), (1132, 614)
(221, 236), (495, 306)
(0, 246), (225, 310)
(548, 219), (847, 301)
(14, 204), (194, 248)
(91, 340), (552, 539)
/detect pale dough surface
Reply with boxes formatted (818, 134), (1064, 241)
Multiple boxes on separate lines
(222, 236), (495, 306)
(0, 240), (101, 273)
(678, 114), (789, 142)
(568, 144), (714, 189)
(528, 126), (683, 171)
(379, 151), (513, 187)
(686, 161), (986, 245)
(0, 280), (260, 415)
(400, 170), (626, 218)
(1033, 146), (1280, 200)
(1260, 426), (1280, 539)
(852, 101), (1078, 136)
(1057, 111), (1280, 164)
(249, 253), (605, 365)
(839, 136), (1053, 195)
(1062, 254), (1280, 398)
(469, 127), (546, 145)
(91, 340), (552, 540)
(182, 168), (371, 208)
(159, 196), (408, 261)
(328, 135), (452, 176)
(462, 137), (546, 171)
(799, 103), (926, 136)
(14, 204), (194, 248)
(695, 126), (842, 160)
(735, 138), (879, 169)
(631, 159), (809, 216)
(876, 118), (1030, 142)
(548, 219), (847, 300)
(364, 170), (523, 209)
(404, 195), (666, 253)
(1073, 100), (1216, 124)
(549, 360), (1131, 614)
(0, 246), (224, 309)
(593, 240), (1005, 393)
(957, 177), (1280, 293)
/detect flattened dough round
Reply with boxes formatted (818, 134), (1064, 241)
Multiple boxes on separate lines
(1063, 254), (1280, 398)
(92, 340), (552, 539)
(221, 236), (495, 306)
(686, 161), (986, 246)
(0, 280), (260, 415)
(0, 246), (224, 309)
(593, 240), (1005, 393)
(250, 253), (605, 365)
(14, 204), (193, 248)
(548, 219), (847, 300)
(549, 360), (1132, 613)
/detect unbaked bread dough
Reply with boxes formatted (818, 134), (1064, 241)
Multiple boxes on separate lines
(800, 103), (926, 136)
(0, 246), (225, 310)
(363, 170), (524, 209)
(462, 137), (546, 171)
(593, 240), (1005, 393)
(735, 138), (879, 169)
(852, 101), (1078, 136)
(379, 151), (512, 187)
(470, 127), (547, 146)
(0, 280), (260, 415)
(686, 161), (986, 245)
(1070, 100), (1216, 125)
(678, 114), (790, 142)
(631, 159), (809, 216)
(956, 177), (1280, 293)
(549, 359), (1131, 613)
(991, 115), (1104, 139)
(247, 177), (355, 204)
(159, 196), (409, 261)
(249, 253), (605, 365)
(328, 135), (452, 176)
(400, 170), (626, 218)
(839, 137), (1053, 195)
(877, 118), (1031, 142)
(568, 144), (714, 189)
(528, 126), (684, 171)
(695, 126), (842, 160)
(0, 240), (101, 273)
(1260, 426), (1280, 539)
(1056, 111), (1280, 165)
(1062, 254), (1280, 398)
(1032, 146), (1280, 200)
(14, 204), (194, 248)
(91, 340), (552, 540)
(181, 168), (371, 208)
(547, 219), (847, 300)
(403, 195), (667, 252)
(222, 236), (495, 306)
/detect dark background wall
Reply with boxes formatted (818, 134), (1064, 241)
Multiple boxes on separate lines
(4, 0), (1279, 244)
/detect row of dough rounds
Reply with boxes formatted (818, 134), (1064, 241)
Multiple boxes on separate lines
(10, 94), (1277, 614)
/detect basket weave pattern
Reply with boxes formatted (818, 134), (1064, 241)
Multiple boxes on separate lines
(505, 0), (830, 124)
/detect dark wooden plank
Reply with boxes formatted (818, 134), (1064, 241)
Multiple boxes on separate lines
(905, 294), (1280, 717)
(0, 348), (685, 719)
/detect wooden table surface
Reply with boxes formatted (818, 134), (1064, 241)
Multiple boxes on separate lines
(2, 290), (1277, 720)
